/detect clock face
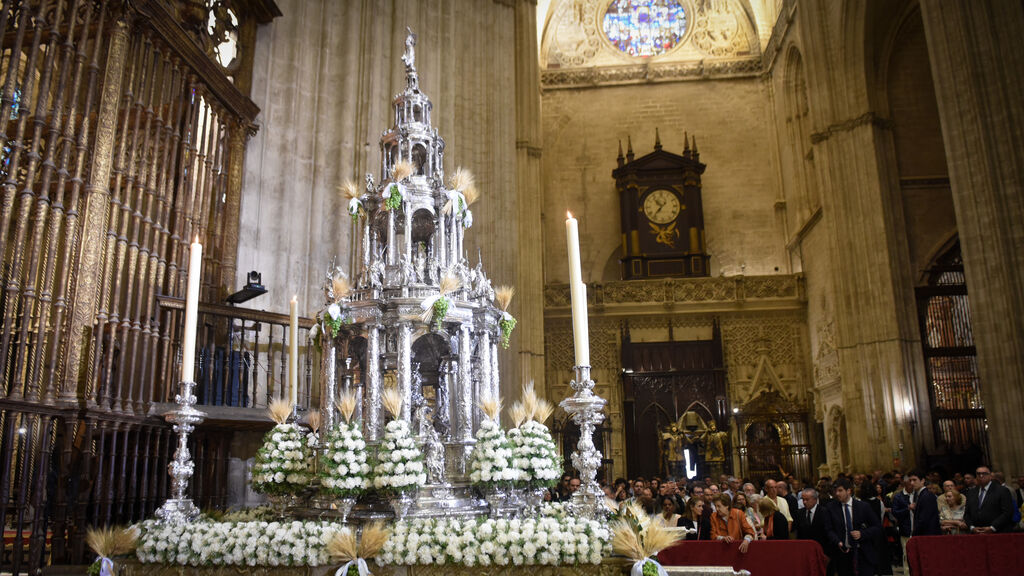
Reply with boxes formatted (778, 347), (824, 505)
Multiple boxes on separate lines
(643, 189), (681, 224)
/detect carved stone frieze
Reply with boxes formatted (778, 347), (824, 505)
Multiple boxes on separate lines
(541, 56), (762, 89)
(544, 275), (804, 309)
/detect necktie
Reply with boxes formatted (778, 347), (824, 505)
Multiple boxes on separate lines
(844, 502), (853, 547)
(807, 508), (812, 525)
(979, 486), (987, 507)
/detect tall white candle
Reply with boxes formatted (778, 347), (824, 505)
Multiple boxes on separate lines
(565, 212), (590, 367)
(289, 295), (298, 406)
(181, 237), (202, 382)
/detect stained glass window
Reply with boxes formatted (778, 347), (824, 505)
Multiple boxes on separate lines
(603, 0), (688, 57)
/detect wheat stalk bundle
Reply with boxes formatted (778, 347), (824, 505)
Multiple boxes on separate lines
(463, 182), (479, 206)
(610, 518), (646, 562)
(336, 392), (358, 424)
(495, 286), (515, 312)
(340, 179), (360, 201)
(332, 275), (351, 302)
(326, 528), (359, 563)
(521, 381), (539, 422)
(358, 521), (392, 558)
(448, 167), (475, 195)
(391, 160), (414, 182)
(479, 397), (503, 421)
(268, 398), (293, 425)
(85, 525), (137, 558)
(382, 387), (403, 420)
(508, 401), (528, 428)
(439, 274), (459, 297)
(306, 410), (321, 435)
(532, 397), (554, 425)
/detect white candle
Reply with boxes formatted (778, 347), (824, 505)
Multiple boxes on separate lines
(565, 212), (590, 367)
(181, 237), (202, 382)
(289, 295), (298, 406)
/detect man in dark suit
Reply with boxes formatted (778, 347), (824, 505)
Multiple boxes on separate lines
(962, 466), (1016, 533)
(796, 487), (833, 571)
(824, 478), (881, 576)
(907, 470), (941, 536)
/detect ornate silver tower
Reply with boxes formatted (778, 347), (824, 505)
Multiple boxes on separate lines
(319, 28), (502, 518)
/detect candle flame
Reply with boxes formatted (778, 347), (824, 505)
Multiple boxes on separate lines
(567, 211), (574, 219)
(193, 234), (200, 244)
(292, 294), (297, 302)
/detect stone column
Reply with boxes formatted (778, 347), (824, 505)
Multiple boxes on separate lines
(920, 0), (1024, 476)
(366, 325), (382, 440)
(514, 0), (545, 399)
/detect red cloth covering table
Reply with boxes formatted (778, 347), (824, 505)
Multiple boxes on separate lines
(906, 534), (1024, 576)
(658, 540), (827, 576)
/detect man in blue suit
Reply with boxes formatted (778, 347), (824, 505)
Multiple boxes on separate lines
(824, 478), (881, 576)
(907, 470), (941, 536)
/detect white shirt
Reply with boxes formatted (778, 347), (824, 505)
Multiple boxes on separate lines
(770, 495), (793, 523)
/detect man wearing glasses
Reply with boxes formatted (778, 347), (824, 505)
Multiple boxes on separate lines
(961, 467), (1015, 533)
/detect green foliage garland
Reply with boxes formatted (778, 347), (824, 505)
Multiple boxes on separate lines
(499, 315), (517, 349)
(431, 297), (449, 331)
(385, 183), (403, 211)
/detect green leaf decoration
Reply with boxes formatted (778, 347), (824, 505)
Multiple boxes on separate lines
(499, 315), (517, 349)
(385, 184), (403, 211)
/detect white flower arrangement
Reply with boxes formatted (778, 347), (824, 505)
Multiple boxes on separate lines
(135, 519), (342, 567)
(372, 419), (427, 494)
(251, 400), (313, 497)
(468, 404), (520, 489)
(320, 421), (370, 498)
(372, 388), (426, 495)
(508, 383), (561, 489)
(377, 514), (610, 567)
(321, 392), (369, 498)
(510, 420), (561, 489)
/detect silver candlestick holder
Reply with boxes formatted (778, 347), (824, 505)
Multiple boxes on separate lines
(559, 365), (607, 519)
(155, 380), (206, 523)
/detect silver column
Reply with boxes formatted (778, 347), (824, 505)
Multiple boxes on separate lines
(366, 326), (382, 440)
(437, 208), (447, 270)
(387, 209), (397, 267)
(322, 339), (337, 431)
(458, 325), (473, 442)
(398, 322), (413, 422)
(490, 329), (500, 402)
(479, 329), (492, 431)
(361, 216), (371, 283)
(404, 204), (413, 269)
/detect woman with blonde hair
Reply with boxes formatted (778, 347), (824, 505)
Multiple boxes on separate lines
(757, 495), (789, 540)
(939, 488), (966, 535)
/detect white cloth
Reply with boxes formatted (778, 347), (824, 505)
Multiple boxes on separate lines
(632, 559), (669, 576)
(335, 558), (371, 576)
(97, 557), (114, 576)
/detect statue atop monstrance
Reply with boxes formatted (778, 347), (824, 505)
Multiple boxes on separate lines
(314, 27), (502, 518)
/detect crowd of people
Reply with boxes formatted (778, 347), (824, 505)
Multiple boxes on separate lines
(547, 466), (1023, 576)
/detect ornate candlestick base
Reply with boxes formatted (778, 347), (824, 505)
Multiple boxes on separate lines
(155, 381), (206, 524)
(559, 365), (607, 519)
